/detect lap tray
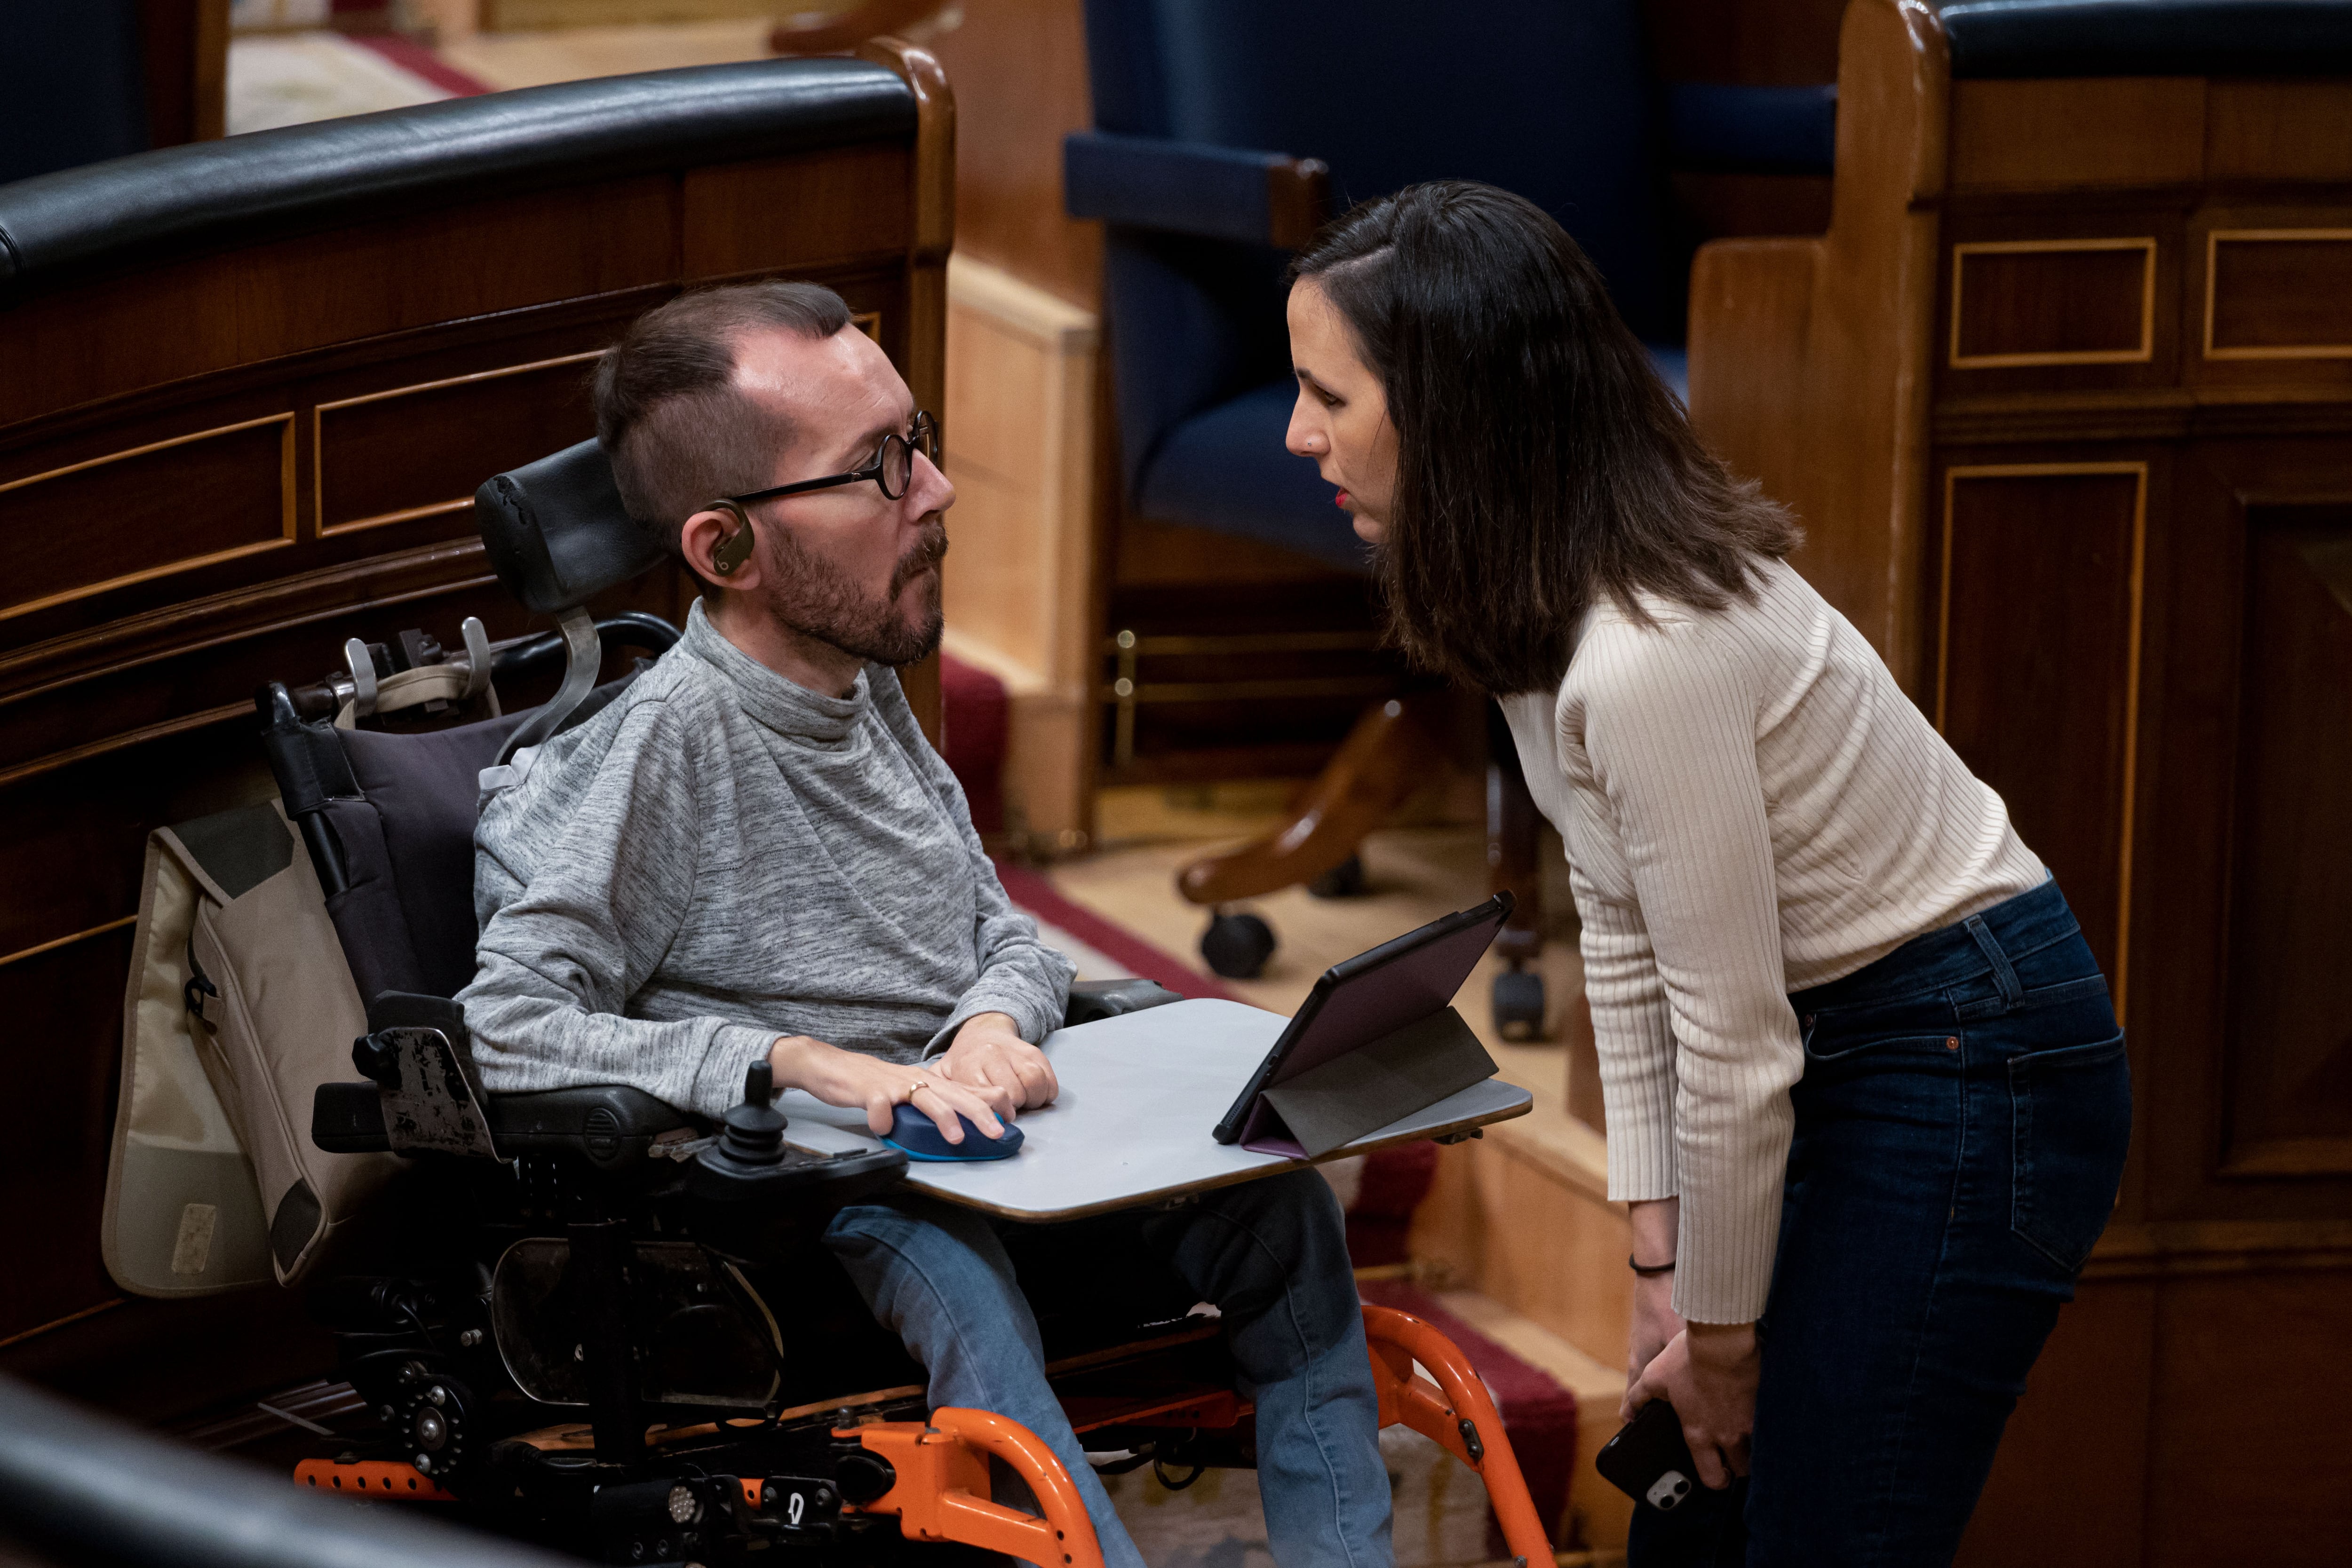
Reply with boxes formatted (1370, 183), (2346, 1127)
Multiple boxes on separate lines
(776, 998), (1533, 1221)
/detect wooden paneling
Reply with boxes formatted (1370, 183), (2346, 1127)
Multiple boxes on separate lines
(2205, 230), (2352, 359)
(0, 922), (143, 1344)
(940, 255), (1098, 848)
(2136, 449), (2352, 1229)
(926, 0), (1101, 311)
(2206, 79), (2352, 183)
(1958, 1278), (2154, 1568)
(2218, 508), (2352, 1178)
(2145, 1269), (2352, 1567)
(1936, 464), (2145, 995)
(1937, 208), (2184, 398)
(683, 146), (916, 275)
(1949, 77), (2206, 192)
(316, 352), (602, 536)
(1951, 240), (2154, 367)
(0, 178), (683, 431)
(1683, 6), (2352, 1554)
(0, 415), (295, 623)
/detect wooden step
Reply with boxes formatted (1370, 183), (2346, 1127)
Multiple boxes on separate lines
(1413, 1035), (1632, 1378)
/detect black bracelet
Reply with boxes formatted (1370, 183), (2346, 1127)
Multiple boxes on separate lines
(1629, 1254), (1676, 1277)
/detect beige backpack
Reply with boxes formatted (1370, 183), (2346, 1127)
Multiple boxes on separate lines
(103, 801), (397, 1294)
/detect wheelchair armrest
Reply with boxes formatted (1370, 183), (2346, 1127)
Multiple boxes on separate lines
(1063, 977), (1183, 1027)
(1064, 131), (1328, 248)
(1666, 82), (1837, 177)
(313, 1080), (701, 1172)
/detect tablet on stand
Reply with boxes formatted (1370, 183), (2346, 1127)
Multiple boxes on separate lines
(1213, 894), (1514, 1157)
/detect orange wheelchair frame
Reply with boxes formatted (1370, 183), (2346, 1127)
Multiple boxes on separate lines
(298, 1303), (1553, 1567)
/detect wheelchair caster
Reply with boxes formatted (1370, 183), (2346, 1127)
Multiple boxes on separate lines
(1493, 966), (1545, 1042)
(1201, 911), (1276, 979)
(1307, 854), (1367, 899)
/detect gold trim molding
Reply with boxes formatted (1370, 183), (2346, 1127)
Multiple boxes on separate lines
(313, 350), (604, 538)
(2203, 228), (2352, 361)
(1950, 238), (2158, 369)
(0, 414), (298, 622)
(0, 913), (138, 971)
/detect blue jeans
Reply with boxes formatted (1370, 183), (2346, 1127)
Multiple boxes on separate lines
(1630, 877), (2132, 1568)
(825, 1167), (1393, 1568)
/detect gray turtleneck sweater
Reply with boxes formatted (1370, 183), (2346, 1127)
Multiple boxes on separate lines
(459, 601), (1075, 1120)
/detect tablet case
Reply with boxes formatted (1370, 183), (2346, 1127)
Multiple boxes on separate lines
(1242, 1005), (1499, 1158)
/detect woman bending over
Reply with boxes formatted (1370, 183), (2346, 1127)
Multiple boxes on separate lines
(1281, 181), (2132, 1567)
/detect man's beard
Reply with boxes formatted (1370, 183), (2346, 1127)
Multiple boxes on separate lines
(761, 515), (947, 667)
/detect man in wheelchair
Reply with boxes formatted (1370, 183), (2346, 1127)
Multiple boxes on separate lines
(458, 280), (1393, 1568)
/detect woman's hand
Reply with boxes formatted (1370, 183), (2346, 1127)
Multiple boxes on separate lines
(1622, 1196), (1684, 1417)
(1627, 1321), (1760, 1490)
(934, 1012), (1058, 1109)
(770, 1034), (1014, 1143)
(1623, 1273), (1685, 1419)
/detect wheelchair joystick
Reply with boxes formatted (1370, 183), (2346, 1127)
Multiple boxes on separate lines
(716, 1061), (787, 1167)
(688, 1060), (907, 1211)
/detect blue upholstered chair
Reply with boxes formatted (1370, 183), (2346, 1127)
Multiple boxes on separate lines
(1065, 0), (1833, 993)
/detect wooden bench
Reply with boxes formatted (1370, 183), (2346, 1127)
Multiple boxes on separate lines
(1686, 3), (2352, 1560)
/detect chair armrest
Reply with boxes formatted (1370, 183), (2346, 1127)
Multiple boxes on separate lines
(1063, 977), (1184, 1027)
(312, 1079), (700, 1172)
(1064, 131), (1328, 248)
(1667, 83), (1837, 176)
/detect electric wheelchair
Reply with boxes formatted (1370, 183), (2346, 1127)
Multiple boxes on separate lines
(254, 438), (1552, 1568)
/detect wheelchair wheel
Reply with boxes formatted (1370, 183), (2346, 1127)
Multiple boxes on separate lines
(1200, 910), (1276, 980)
(1492, 965), (1545, 1042)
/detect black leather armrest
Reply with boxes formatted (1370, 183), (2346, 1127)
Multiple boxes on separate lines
(313, 1080), (699, 1171)
(312, 1081), (393, 1153)
(1064, 978), (1184, 1027)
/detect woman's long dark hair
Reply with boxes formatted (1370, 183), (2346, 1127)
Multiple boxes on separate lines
(1292, 181), (1799, 694)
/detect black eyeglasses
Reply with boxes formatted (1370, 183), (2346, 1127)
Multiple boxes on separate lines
(724, 411), (940, 509)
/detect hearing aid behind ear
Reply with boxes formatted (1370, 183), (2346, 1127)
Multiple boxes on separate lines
(709, 501), (755, 577)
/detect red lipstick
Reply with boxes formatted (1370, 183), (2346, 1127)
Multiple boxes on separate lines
(1334, 490), (1351, 509)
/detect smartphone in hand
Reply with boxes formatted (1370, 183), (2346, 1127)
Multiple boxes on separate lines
(1595, 1397), (1700, 1512)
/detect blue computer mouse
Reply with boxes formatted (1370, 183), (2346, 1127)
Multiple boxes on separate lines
(883, 1102), (1024, 1162)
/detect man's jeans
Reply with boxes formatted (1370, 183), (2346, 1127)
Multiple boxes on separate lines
(1629, 876), (2132, 1567)
(826, 1167), (1394, 1568)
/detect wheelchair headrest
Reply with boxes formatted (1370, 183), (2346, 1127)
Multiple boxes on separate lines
(474, 438), (667, 617)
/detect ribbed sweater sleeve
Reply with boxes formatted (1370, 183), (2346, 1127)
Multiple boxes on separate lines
(1572, 863), (1680, 1204)
(1579, 615), (1803, 1324)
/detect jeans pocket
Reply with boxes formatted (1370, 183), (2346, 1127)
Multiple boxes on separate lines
(1804, 1029), (1953, 1065)
(2009, 1032), (2133, 1273)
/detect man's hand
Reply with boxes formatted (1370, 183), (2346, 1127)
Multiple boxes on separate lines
(770, 1034), (1014, 1144)
(934, 1012), (1058, 1110)
(1627, 1321), (1760, 1490)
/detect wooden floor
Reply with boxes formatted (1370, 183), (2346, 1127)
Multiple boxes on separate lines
(437, 19), (774, 90)
(1049, 787), (1581, 1085)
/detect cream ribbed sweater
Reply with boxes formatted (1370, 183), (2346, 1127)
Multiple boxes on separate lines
(1499, 556), (2044, 1323)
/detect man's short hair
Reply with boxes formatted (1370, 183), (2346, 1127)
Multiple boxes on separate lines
(592, 280), (853, 561)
